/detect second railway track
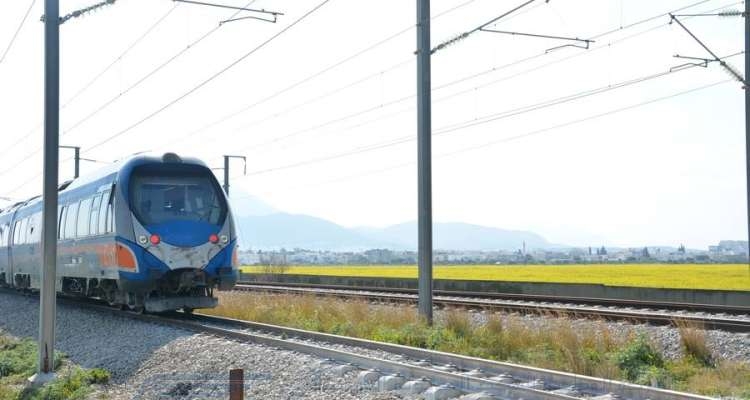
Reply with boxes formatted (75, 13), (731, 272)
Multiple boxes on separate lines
(62, 295), (715, 400)
(234, 282), (750, 333)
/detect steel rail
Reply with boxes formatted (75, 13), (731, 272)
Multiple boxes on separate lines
(236, 280), (750, 313)
(0, 288), (717, 399)
(185, 313), (715, 400)
(234, 283), (750, 333)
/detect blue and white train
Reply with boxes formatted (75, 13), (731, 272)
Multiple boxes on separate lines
(0, 153), (238, 312)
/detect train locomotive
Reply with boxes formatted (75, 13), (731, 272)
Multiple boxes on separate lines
(0, 153), (238, 312)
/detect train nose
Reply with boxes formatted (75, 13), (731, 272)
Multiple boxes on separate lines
(144, 220), (218, 247)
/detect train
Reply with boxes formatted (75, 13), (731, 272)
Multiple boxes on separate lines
(0, 153), (238, 312)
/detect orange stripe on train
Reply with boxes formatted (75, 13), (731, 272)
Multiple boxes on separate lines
(58, 242), (137, 270)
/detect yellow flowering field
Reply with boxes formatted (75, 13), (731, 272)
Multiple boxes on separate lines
(241, 264), (750, 291)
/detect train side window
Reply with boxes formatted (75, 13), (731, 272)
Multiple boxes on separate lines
(64, 202), (78, 239)
(14, 219), (27, 245)
(107, 202), (114, 233)
(58, 206), (67, 239)
(90, 195), (101, 236)
(22, 219), (29, 244)
(12, 220), (21, 245)
(77, 198), (92, 237)
(0, 223), (8, 246)
(27, 214), (40, 244)
(98, 190), (110, 234)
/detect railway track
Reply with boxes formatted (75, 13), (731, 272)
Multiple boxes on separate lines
(234, 283), (750, 333)
(60, 296), (712, 400)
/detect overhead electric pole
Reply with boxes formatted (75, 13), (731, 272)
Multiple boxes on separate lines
(31, 1), (117, 386)
(222, 155), (247, 196)
(31, 0), (60, 385)
(416, 0), (433, 324)
(745, 0), (749, 258)
(60, 145), (80, 178)
(670, 8), (748, 258)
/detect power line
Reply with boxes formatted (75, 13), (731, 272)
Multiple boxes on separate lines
(64, 3), (180, 107)
(0, 0), (735, 193)
(60, 0), (258, 138)
(240, 60), (727, 177)
(162, 0), (480, 151)
(0, 0), (37, 65)
(439, 80), (731, 157)
(0, 0), (727, 176)
(245, 79), (731, 195)
(432, 0), (539, 54)
(237, 0), (740, 151)
(0, 0), (259, 176)
(82, 0), (334, 154)
(231, 2), (740, 154)
(0, 2), (179, 159)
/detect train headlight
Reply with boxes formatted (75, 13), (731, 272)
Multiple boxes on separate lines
(150, 234), (161, 245)
(220, 235), (229, 244)
(138, 235), (148, 245)
(209, 234), (219, 244)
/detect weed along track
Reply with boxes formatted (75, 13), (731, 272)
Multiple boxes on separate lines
(233, 283), (750, 333)
(0, 288), (725, 400)
(67, 298), (716, 400)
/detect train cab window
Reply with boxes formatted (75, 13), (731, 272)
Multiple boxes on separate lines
(77, 198), (92, 237)
(64, 202), (78, 239)
(90, 195), (101, 236)
(98, 190), (110, 234)
(130, 165), (227, 226)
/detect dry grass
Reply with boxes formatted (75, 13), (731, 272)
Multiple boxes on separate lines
(674, 319), (713, 366)
(682, 361), (750, 397)
(205, 292), (626, 376)
(203, 291), (750, 397)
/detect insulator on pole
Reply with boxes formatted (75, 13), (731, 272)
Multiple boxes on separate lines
(721, 61), (747, 84)
(718, 9), (744, 17)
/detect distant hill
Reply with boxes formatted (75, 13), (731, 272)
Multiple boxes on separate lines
(355, 221), (551, 251)
(235, 212), (553, 251)
(227, 192), (278, 217)
(234, 213), (398, 250)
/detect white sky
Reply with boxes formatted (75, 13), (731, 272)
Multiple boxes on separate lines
(0, 0), (746, 249)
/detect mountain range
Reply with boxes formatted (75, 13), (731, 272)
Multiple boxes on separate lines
(230, 193), (554, 251)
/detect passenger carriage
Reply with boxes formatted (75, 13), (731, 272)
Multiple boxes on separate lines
(0, 153), (238, 312)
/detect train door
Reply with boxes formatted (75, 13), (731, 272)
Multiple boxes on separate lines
(26, 213), (42, 288)
(0, 219), (10, 285)
(10, 216), (29, 287)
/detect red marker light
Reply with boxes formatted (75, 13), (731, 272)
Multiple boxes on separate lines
(150, 234), (160, 245)
(209, 234), (219, 244)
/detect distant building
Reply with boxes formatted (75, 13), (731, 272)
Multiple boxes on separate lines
(709, 240), (749, 256)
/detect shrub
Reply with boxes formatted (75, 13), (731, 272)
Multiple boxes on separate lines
(614, 334), (665, 382)
(25, 367), (110, 400)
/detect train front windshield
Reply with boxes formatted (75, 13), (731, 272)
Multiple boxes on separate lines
(130, 166), (227, 226)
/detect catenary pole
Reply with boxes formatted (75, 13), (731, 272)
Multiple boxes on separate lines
(224, 155), (230, 195)
(59, 146), (80, 178)
(417, 0), (433, 324)
(73, 146), (79, 178)
(35, 0), (60, 382)
(745, 0), (749, 260)
(222, 155), (247, 196)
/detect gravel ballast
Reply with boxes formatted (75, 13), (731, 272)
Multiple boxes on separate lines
(0, 291), (414, 399)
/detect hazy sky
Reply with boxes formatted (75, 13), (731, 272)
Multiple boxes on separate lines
(0, 0), (746, 249)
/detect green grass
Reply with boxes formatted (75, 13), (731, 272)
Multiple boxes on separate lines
(0, 333), (109, 400)
(241, 263), (750, 291)
(202, 291), (750, 397)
